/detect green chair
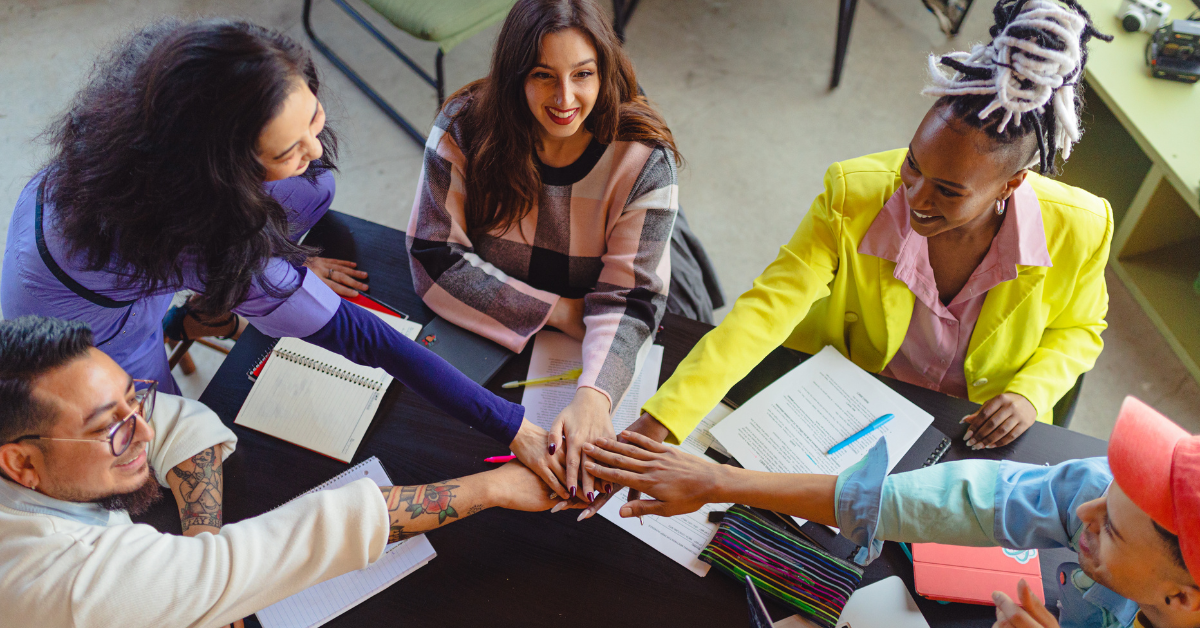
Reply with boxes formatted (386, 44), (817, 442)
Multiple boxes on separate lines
(1052, 373), (1086, 429)
(302, 0), (517, 146)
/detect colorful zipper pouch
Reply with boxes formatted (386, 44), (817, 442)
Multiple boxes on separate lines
(699, 505), (864, 628)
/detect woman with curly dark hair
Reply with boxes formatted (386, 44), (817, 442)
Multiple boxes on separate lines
(1, 18), (564, 496)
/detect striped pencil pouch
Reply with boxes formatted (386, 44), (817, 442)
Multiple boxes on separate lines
(699, 505), (863, 628)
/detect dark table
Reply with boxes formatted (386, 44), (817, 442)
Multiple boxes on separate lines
(148, 211), (1108, 627)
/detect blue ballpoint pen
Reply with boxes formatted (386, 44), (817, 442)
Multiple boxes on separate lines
(827, 413), (895, 455)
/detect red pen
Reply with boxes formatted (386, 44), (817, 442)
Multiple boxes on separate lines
(484, 455), (517, 464)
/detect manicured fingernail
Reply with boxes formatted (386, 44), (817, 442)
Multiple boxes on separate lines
(966, 438), (976, 447)
(548, 443), (556, 455)
(639, 516), (645, 526)
(964, 430), (974, 441)
(960, 415), (971, 423)
(972, 443), (984, 451)
(569, 486), (576, 498)
(586, 491), (595, 502)
(551, 501), (567, 513)
(577, 510), (589, 522)
(605, 483), (613, 493)
(986, 444), (996, 449)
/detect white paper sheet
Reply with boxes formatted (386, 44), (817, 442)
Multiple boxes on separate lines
(256, 458), (437, 628)
(520, 331), (662, 433)
(598, 403), (736, 577)
(710, 346), (934, 525)
(773, 576), (930, 628)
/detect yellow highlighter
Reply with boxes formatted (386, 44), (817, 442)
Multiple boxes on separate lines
(502, 368), (583, 389)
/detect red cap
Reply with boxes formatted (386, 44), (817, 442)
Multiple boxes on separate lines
(1108, 396), (1200, 580)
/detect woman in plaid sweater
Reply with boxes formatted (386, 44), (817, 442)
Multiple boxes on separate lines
(407, 0), (690, 502)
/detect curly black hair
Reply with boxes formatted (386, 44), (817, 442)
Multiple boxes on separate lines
(42, 18), (338, 317)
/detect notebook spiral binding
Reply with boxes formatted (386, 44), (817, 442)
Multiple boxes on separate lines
(268, 457), (385, 513)
(273, 348), (386, 390)
(247, 347), (273, 383)
(924, 437), (952, 467)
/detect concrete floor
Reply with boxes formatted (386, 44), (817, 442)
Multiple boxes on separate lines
(2, 0), (1197, 440)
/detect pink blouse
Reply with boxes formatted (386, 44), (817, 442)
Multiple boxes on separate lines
(858, 182), (1051, 398)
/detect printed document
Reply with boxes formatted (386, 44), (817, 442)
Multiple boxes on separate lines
(710, 346), (933, 522)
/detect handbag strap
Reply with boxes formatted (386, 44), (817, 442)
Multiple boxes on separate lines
(35, 179), (136, 309)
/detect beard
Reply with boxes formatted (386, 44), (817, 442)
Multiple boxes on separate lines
(94, 466), (163, 515)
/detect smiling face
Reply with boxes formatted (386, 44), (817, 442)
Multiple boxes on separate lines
(257, 77), (326, 182)
(524, 27), (600, 143)
(900, 106), (1031, 239)
(1076, 482), (1200, 627)
(7, 349), (155, 503)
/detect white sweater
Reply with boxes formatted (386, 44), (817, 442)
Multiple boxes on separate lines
(0, 393), (390, 628)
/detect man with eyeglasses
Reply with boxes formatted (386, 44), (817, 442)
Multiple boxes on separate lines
(0, 316), (575, 627)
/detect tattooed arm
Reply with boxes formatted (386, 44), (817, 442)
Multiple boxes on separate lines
(166, 445), (224, 537)
(378, 461), (575, 542)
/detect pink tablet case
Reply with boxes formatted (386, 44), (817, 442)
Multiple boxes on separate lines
(912, 544), (1044, 606)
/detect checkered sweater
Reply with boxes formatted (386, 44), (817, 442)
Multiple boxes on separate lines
(407, 102), (677, 407)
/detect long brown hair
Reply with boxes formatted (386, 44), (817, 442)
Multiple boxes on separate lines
(447, 0), (680, 238)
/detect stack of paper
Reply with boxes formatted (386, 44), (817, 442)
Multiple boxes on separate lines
(255, 458), (437, 628)
(520, 331), (662, 433)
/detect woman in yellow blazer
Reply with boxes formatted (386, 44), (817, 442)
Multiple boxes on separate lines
(613, 0), (1113, 465)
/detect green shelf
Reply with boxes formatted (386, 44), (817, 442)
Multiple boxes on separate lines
(1114, 239), (1200, 381)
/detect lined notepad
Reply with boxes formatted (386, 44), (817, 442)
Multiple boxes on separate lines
(256, 457), (437, 628)
(235, 309), (420, 462)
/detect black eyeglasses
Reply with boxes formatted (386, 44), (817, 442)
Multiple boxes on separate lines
(8, 380), (157, 457)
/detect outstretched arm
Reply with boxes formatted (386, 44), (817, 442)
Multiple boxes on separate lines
(167, 445), (224, 537)
(379, 461), (578, 542)
(583, 431), (837, 525)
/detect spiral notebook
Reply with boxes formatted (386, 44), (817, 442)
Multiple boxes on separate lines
(256, 457), (438, 628)
(236, 333), (405, 462)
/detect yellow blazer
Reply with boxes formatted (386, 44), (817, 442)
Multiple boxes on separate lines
(645, 149), (1112, 444)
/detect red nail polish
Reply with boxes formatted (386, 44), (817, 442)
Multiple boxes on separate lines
(569, 486), (576, 498)
(605, 483), (613, 493)
(586, 491), (595, 502)
(548, 443), (556, 455)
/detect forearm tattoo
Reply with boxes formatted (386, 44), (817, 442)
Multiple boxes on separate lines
(380, 482), (463, 543)
(169, 446), (223, 533)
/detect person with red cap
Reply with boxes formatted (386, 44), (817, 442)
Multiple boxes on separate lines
(582, 396), (1200, 628)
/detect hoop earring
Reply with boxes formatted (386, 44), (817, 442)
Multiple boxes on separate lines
(995, 199), (1007, 216)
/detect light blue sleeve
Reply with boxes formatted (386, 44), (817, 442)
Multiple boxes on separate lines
(835, 439), (1112, 564)
(992, 457), (1112, 551)
(835, 439), (999, 564)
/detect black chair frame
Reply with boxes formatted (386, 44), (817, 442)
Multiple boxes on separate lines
(612, 0), (641, 42)
(303, 0), (444, 147)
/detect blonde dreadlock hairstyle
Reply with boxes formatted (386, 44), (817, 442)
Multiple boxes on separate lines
(923, 0), (1112, 175)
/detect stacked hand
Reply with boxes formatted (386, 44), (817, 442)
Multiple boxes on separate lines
(583, 431), (721, 518)
(548, 387), (614, 504)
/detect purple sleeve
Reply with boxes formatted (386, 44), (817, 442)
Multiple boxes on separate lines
(302, 300), (525, 445)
